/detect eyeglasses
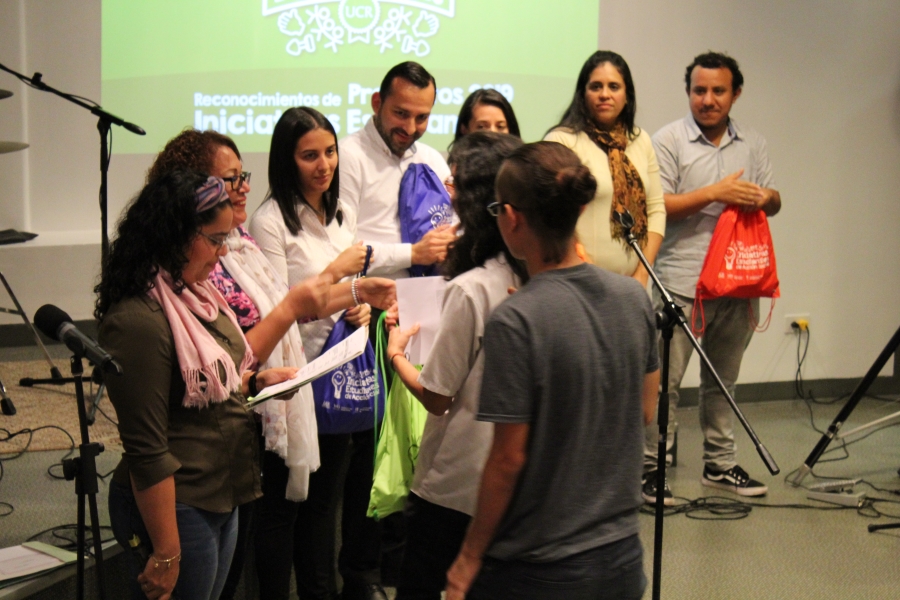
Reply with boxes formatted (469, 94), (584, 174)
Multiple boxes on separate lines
(200, 232), (229, 252)
(486, 201), (519, 217)
(221, 171), (251, 191)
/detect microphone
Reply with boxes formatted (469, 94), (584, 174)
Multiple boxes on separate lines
(34, 304), (123, 376)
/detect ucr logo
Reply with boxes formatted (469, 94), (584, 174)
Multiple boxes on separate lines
(339, 0), (381, 42)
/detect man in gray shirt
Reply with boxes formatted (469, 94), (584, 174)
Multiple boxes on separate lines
(645, 52), (782, 505)
(446, 141), (660, 600)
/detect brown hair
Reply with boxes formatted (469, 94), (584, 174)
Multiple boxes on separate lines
(497, 141), (596, 264)
(146, 129), (241, 184)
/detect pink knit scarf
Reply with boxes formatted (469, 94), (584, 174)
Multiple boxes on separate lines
(148, 270), (256, 409)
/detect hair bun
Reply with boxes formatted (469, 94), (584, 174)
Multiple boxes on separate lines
(556, 164), (597, 205)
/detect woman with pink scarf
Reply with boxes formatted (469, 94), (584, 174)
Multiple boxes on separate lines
(98, 172), (296, 600)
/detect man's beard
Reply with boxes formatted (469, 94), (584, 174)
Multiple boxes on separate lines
(373, 113), (418, 156)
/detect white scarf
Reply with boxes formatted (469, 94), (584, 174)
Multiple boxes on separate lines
(219, 228), (320, 501)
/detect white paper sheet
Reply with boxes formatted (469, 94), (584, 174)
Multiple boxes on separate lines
(0, 542), (76, 581)
(396, 276), (447, 365)
(247, 325), (368, 408)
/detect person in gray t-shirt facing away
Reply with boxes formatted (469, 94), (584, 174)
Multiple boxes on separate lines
(445, 142), (661, 600)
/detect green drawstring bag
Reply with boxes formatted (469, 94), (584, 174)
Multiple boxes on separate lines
(368, 314), (429, 520)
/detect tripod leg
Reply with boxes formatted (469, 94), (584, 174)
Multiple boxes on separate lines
(86, 382), (105, 426)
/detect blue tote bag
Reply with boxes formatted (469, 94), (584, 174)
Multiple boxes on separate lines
(398, 163), (453, 277)
(311, 314), (385, 434)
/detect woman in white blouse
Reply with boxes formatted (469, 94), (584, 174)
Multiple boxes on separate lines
(249, 107), (382, 600)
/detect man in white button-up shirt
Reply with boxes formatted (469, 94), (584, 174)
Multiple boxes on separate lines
(340, 61), (456, 281)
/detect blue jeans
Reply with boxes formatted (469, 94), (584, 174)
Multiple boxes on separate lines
(468, 534), (646, 600)
(108, 480), (239, 600)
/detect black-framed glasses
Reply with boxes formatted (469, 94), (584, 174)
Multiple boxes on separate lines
(201, 232), (228, 251)
(222, 171), (251, 191)
(486, 201), (518, 217)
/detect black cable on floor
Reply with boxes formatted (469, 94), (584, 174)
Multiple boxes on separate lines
(1, 425), (77, 515)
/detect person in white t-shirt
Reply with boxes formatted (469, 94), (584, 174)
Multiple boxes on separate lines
(386, 132), (526, 600)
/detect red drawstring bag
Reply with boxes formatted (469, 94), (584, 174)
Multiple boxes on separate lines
(692, 206), (779, 335)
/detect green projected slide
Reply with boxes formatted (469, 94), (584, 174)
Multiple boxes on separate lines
(101, 0), (599, 153)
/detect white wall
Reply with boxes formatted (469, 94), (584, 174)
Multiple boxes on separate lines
(1, 0), (898, 388)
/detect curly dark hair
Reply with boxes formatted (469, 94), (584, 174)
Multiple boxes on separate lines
(442, 132), (527, 282)
(146, 129), (241, 184)
(552, 50), (639, 140)
(94, 170), (231, 320)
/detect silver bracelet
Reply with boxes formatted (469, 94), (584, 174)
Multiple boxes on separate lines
(351, 277), (361, 306)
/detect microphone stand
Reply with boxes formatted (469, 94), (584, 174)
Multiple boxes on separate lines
(63, 353), (108, 600)
(0, 63), (144, 400)
(613, 211), (780, 600)
(0, 62), (145, 267)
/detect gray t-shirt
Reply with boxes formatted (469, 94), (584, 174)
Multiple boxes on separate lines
(477, 263), (659, 562)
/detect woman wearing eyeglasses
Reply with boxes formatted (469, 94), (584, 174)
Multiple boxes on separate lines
(99, 172), (302, 600)
(545, 51), (665, 287)
(386, 131), (526, 600)
(146, 129), (396, 599)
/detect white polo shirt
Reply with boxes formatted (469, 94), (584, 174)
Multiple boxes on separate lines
(339, 117), (451, 280)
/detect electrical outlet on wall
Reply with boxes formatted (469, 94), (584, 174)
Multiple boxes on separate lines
(784, 313), (811, 334)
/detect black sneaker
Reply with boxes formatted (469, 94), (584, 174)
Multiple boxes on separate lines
(701, 465), (768, 497)
(642, 470), (675, 506)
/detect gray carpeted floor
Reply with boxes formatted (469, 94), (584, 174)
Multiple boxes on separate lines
(2, 342), (899, 599)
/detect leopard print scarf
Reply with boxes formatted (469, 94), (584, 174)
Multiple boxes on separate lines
(586, 122), (648, 249)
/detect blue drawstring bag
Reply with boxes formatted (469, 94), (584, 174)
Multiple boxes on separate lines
(312, 314), (385, 434)
(398, 164), (453, 277)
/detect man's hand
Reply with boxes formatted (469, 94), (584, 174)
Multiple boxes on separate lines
(137, 554), (179, 600)
(411, 224), (458, 266)
(286, 274), (332, 320)
(344, 303), (371, 328)
(445, 550), (483, 600)
(709, 169), (764, 209)
(357, 277), (396, 311)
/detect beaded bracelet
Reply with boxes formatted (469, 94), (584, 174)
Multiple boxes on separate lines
(351, 277), (361, 306)
(152, 552), (181, 570)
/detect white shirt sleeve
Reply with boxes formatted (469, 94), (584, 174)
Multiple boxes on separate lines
(418, 282), (480, 398)
(248, 203), (289, 283)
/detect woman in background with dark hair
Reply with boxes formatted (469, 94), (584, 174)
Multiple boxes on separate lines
(545, 50), (665, 287)
(453, 89), (520, 143)
(99, 172), (298, 600)
(250, 107), (384, 600)
(386, 131), (525, 600)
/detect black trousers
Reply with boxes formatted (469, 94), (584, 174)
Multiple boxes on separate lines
(395, 493), (471, 600)
(254, 430), (381, 600)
